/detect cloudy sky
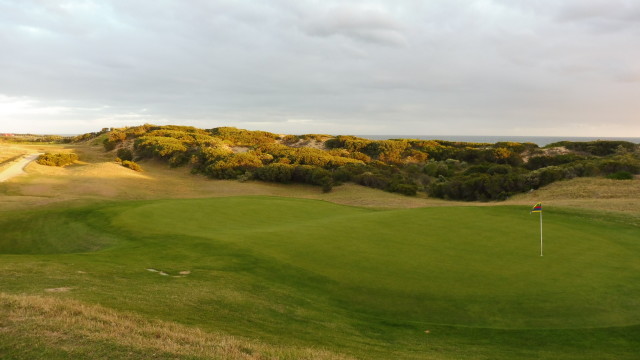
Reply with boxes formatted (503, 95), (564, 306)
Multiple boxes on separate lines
(1, 0), (639, 136)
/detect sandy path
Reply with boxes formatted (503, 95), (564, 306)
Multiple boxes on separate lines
(0, 153), (42, 182)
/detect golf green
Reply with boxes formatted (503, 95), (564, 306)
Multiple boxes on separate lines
(1, 196), (639, 359)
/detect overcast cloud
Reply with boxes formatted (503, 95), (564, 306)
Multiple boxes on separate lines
(0, 0), (639, 136)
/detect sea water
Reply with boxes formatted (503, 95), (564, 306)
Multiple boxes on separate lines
(357, 135), (640, 147)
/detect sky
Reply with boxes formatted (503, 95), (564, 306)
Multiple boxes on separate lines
(0, 0), (639, 136)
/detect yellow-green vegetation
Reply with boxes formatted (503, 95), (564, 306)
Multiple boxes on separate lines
(36, 152), (78, 167)
(1, 197), (640, 359)
(70, 124), (640, 201)
(121, 160), (143, 172)
(0, 146), (27, 164)
(606, 171), (634, 180)
(0, 142), (448, 212)
(0, 134), (68, 144)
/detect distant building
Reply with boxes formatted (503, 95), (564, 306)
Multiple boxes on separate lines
(1, 133), (15, 137)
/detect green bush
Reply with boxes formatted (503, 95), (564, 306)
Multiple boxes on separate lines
(116, 148), (133, 161)
(389, 183), (418, 196)
(254, 163), (295, 183)
(606, 171), (634, 180)
(525, 154), (588, 170)
(546, 140), (636, 156)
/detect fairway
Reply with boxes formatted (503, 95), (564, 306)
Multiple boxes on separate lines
(2, 196), (640, 359)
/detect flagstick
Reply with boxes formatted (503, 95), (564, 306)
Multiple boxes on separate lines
(539, 210), (543, 257)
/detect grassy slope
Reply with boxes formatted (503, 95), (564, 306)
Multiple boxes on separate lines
(0, 142), (449, 211)
(508, 177), (640, 220)
(0, 293), (353, 360)
(2, 197), (640, 359)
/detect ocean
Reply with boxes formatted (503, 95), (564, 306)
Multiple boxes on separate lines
(357, 135), (640, 147)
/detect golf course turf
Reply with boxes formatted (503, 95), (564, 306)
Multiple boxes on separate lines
(1, 196), (639, 359)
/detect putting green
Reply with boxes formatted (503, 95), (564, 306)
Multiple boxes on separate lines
(109, 197), (640, 329)
(2, 196), (640, 359)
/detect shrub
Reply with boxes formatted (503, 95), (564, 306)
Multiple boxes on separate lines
(606, 171), (634, 180)
(116, 148), (133, 161)
(103, 138), (117, 151)
(545, 140), (636, 156)
(322, 182), (333, 193)
(134, 136), (188, 159)
(204, 152), (264, 179)
(36, 153), (78, 167)
(121, 160), (143, 172)
(209, 127), (278, 146)
(325, 136), (372, 153)
(597, 157), (640, 175)
(354, 172), (389, 190)
(389, 183), (418, 196)
(103, 130), (127, 151)
(254, 163), (294, 183)
(525, 154), (588, 170)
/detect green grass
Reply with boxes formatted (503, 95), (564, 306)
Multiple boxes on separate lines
(1, 196), (640, 359)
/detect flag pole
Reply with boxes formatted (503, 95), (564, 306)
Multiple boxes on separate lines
(539, 210), (543, 257)
(531, 202), (543, 256)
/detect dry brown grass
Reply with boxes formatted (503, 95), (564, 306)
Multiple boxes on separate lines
(507, 177), (640, 214)
(0, 144), (30, 172)
(0, 145), (27, 161)
(0, 143), (456, 211)
(0, 292), (353, 360)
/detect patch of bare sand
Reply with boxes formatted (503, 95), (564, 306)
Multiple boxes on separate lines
(231, 146), (250, 153)
(284, 139), (327, 150)
(44, 287), (72, 293)
(540, 146), (573, 156)
(522, 146), (575, 162)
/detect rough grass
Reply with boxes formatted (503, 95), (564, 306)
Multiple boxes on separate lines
(0, 293), (353, 360)
(513, 177), (640, 201)
(508, 177), (640, 215)
(0, 144), (29, 172)
(0, 143), (452, 211)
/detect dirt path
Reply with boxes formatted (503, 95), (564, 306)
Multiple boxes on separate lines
(0, 153), (42, 182)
